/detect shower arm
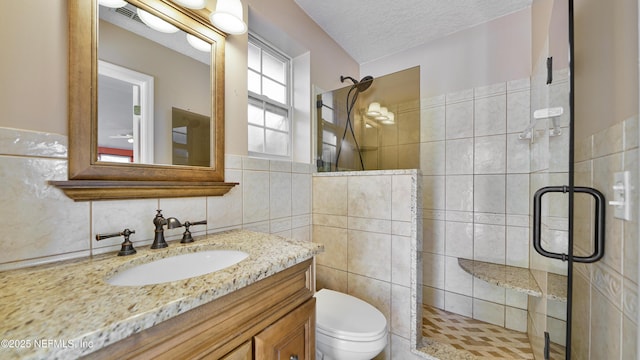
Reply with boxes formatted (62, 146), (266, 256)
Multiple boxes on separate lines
(340, 75), (358, 84)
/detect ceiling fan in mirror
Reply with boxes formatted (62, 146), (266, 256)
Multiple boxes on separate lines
(109, 133), (135, 143)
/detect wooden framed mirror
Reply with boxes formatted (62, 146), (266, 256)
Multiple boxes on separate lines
(52, 0), (237, 201)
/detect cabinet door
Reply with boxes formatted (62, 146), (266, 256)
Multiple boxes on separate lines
(254, 298), (315, 360)
(219, 341), (252, 360)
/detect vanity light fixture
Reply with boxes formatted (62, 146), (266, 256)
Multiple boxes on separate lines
(209, 0), (247, 35)
(380, 112), (395, 125)
(365, 102), (395, 125)
(186, 33), (211, 52)
(98, 0), (127, 8)
(375, 106), (389, 121)
(172, 0), (206, 9)
(137, 8), (180, 33)
(366, 102), (381, 117)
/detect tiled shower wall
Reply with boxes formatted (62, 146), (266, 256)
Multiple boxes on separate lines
(420, 78), (533, 332)
(312, 170), (422, 359)
(0, 127), (312, 270)
(571, 116), (638, 360)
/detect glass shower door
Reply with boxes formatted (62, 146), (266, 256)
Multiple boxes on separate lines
(530, 0), (636, 359)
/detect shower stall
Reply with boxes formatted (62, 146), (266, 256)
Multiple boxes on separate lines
(313, 0), (637, 358)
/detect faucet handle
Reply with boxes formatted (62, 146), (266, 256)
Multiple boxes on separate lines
(180, 220), (207, 243)
(96, 229), (137, 256)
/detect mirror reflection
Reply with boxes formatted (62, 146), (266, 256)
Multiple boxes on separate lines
(98, 1), (213, 166)
(316, 66), (420, 172)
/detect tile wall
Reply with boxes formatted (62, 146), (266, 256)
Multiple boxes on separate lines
(571, 115), (638, 360)
(312, 170), (423, 359)
(0, 127), (313, 270)
(420, 78), (533, 332)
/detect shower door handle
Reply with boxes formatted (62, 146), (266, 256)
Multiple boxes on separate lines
(533, 186), (605, 263)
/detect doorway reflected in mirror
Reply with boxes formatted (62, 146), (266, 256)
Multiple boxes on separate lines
(172, 107), (211, 167)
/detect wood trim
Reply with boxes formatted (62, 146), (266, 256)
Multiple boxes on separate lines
(48, 180), (238, 201)
(62, 0), (229, 200)
(85, 259), (314, 359)
(220, 341), (252, 360)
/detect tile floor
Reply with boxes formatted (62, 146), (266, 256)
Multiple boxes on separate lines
(420, 305), (566, 360)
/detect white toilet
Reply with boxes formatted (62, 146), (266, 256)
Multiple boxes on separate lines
(314, 289), (388, 360)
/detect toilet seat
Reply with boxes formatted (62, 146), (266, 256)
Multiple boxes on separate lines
(314, 289), (387, 342)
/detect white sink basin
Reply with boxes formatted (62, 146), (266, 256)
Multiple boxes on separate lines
(107, 250), (249, 286)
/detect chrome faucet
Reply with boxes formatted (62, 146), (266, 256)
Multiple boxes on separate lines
(151, 210), (182, 249)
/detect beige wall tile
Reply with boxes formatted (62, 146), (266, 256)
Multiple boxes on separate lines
(348, 175), (392, 219)
(0, 156), (90, 266)
(348, 230), (392, 282)
(243, 170), (270, 223)
(421, 106), (445, 142)
(590, 289), (621, 360)
(423, 286), (445, 309)
(622, 314), (638, 360)
(474, 94), (506, 136)
(291, 173), (311, 215)
(505, 306), (528, 332)
(570, 272), (591, 360)
(316, 265), (348, 293)
(208, 169), (243, 229)
(473, 278), (505, 304)
(349, 217), (391, 234)
(422, 175), (445, 210)
(473, 298), (505, 327)
(348, 273), (392, 325)
(423, 252), (445, 289)
(92, 199), (159, 252)
(506, 89), (531, 134)
(312, 213), (347, 228)
(593, 121), (624, 158)
(270, 172), (292, 219)
(312, 176), (348, 215)
(392, 175), (413, 221)
(445, 291), (472, 317)
(391, 235), (412, 287)
(444, 256), (473, 296)
(391, 284), (412, 338)
(423, 219), (445, 255)
(313, 225), (347, 270)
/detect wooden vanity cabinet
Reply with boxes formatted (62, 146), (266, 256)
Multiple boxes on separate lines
(254, 297), (315, 360)
(221, 341), (252, 360)
(86, 259), (315, 360)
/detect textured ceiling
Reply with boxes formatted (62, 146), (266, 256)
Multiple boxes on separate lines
(293, 0), (533, 64)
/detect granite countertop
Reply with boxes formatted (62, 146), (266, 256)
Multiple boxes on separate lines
(457, 258), (567, 302)
(0, 230), (323, 360)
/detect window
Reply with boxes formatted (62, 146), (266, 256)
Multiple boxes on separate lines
(318, 92), (338, 170)
(247, 35), (292, 158)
